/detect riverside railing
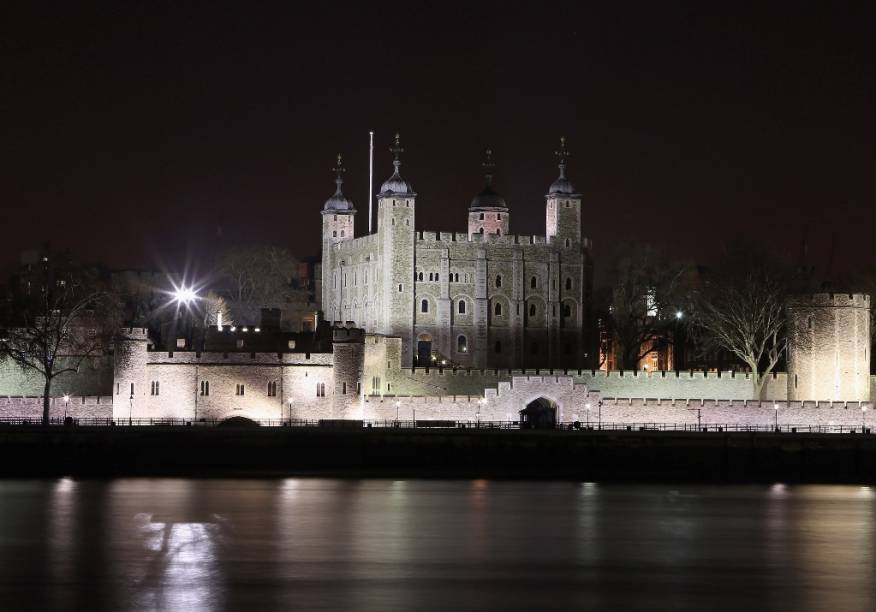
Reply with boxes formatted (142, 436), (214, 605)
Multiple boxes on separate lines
(0, 417), (872, 434)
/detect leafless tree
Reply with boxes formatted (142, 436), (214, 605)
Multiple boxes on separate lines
(0, 258), (122, 424)
(691, 264), (789, 399)
(214, 246), (298, 324)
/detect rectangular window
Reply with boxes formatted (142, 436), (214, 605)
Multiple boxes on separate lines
(267, 381), (278, 397)
(236, 384), (245, 396)
(200, 380), (210, 396)
(398, 284), (403, 292)
(150, 381), (160, 396)
(130, 383), (134, 397)
(316, 382), (326, 397)
(342, 382), (347, 394)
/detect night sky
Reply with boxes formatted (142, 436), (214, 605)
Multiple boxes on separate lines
(2, 2), (875, 284)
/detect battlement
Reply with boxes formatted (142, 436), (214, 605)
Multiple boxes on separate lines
(146, 351), (334, 366)
(118, 327), (149, 341)
(332, 326), (365, 343)
(412, 231), (584, 249)
(333, 233), (378, 254)
(788, 293), (871, 309)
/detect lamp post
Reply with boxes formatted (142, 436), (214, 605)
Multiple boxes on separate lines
(687, 407), (701, 431)
(862, 404), (868, 432)
(395, 400), (400, 423)
(289, 401), (293, 426)
(585, 403), (591, 428)
(63, 394), (70, 421)
(773, 403), (779, 432)
(598, 400), (603, 430)
(129, 393), (134, 426)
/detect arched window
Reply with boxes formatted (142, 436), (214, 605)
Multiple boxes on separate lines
(479, 213), (485, 220)
(494, 340), (502, 353)
(421, 299), (429, 313)
(564, 238), (571, 247)
(530, 276), (537, 289)
(494, 302), (502, 316)
(529, 304), (536, 317)
(479, 227), (484, 234)
(565, 277), (572, 290)
(496, 229), (501, 235)
(332, 230), (337, 237)
(340, 230), (345, 237)
(495, 275), (502, 288)
(458, 300), (466, 314)
(457, 335), (467, 352)
(418, 271), (424, 281)
(563, 304), (572, 317)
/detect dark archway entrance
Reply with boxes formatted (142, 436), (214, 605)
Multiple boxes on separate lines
(520, 397), (557, 429)
(218, 416), (260, 428)
(416, 333), (433, 366)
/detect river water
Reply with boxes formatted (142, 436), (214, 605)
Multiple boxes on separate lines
(0, 479), (873, 611)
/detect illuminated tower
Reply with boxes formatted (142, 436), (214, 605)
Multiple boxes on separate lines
(545, 137), (582, 246)
(321, 154), (356, 323)
(376, 133), (416, 366)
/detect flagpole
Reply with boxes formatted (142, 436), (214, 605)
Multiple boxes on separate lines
(368, 131), (374, 234)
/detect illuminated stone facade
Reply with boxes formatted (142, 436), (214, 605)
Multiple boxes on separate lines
(320, 136), (594, 371)
(787, 293), (871, 402)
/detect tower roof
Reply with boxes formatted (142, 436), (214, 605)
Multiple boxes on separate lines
(323, 154), (356, 214)
(546, 137), (581, 197)
(469, 148), (508, 211)
(378, 133), (415, 197)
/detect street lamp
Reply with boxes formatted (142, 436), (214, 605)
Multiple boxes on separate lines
(862, 404), (868, 432)
(598, 400), (603, 430)
(63, 394), (70, 420)
(585, 402), (591, 428)
(394, 400), (400, 423)
(773, 403), (779, 432)
(675, 311), (683, 320)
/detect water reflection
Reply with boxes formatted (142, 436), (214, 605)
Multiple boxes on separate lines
(0, 480), (874, 611)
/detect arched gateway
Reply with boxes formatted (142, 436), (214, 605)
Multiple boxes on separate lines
(520, 397), (557, 429)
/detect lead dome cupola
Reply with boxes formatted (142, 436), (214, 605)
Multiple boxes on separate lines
(469, 148), (508, 211)
(547, 137), (580, 197)
(322, 154), (356, 213)
(378, 133), (415, 197)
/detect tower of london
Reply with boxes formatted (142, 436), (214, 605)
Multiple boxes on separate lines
(321, 135), (593, 371)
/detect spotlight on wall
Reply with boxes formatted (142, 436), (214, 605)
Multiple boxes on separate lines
(675, 311), (683, 320)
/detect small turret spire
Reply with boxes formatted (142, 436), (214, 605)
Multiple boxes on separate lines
(323, 152), (355, 213)
(555, 136), (569, 179)
(332, 153), (346, 194)
(390, 132), (404, 174)
(482, 148), (495, 188)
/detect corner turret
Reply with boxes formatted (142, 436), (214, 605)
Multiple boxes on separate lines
(545, 137), (582, 246)
(468, 148), (509, 238)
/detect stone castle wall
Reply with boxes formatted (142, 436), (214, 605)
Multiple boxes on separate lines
(0, 396), (113, 419)
(377, 367), (790, 401)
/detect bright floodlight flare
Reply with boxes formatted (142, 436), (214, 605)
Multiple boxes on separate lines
(174, 286), (198, 305)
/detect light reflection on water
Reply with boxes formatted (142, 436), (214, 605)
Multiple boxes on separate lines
(0, 479), (874, 611)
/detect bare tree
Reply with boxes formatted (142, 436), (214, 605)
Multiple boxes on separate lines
(0, 257), (122, 424)
(215, 246), (298, 324)
(600, 245), (694, 369)
(691, 264), (788, 399)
